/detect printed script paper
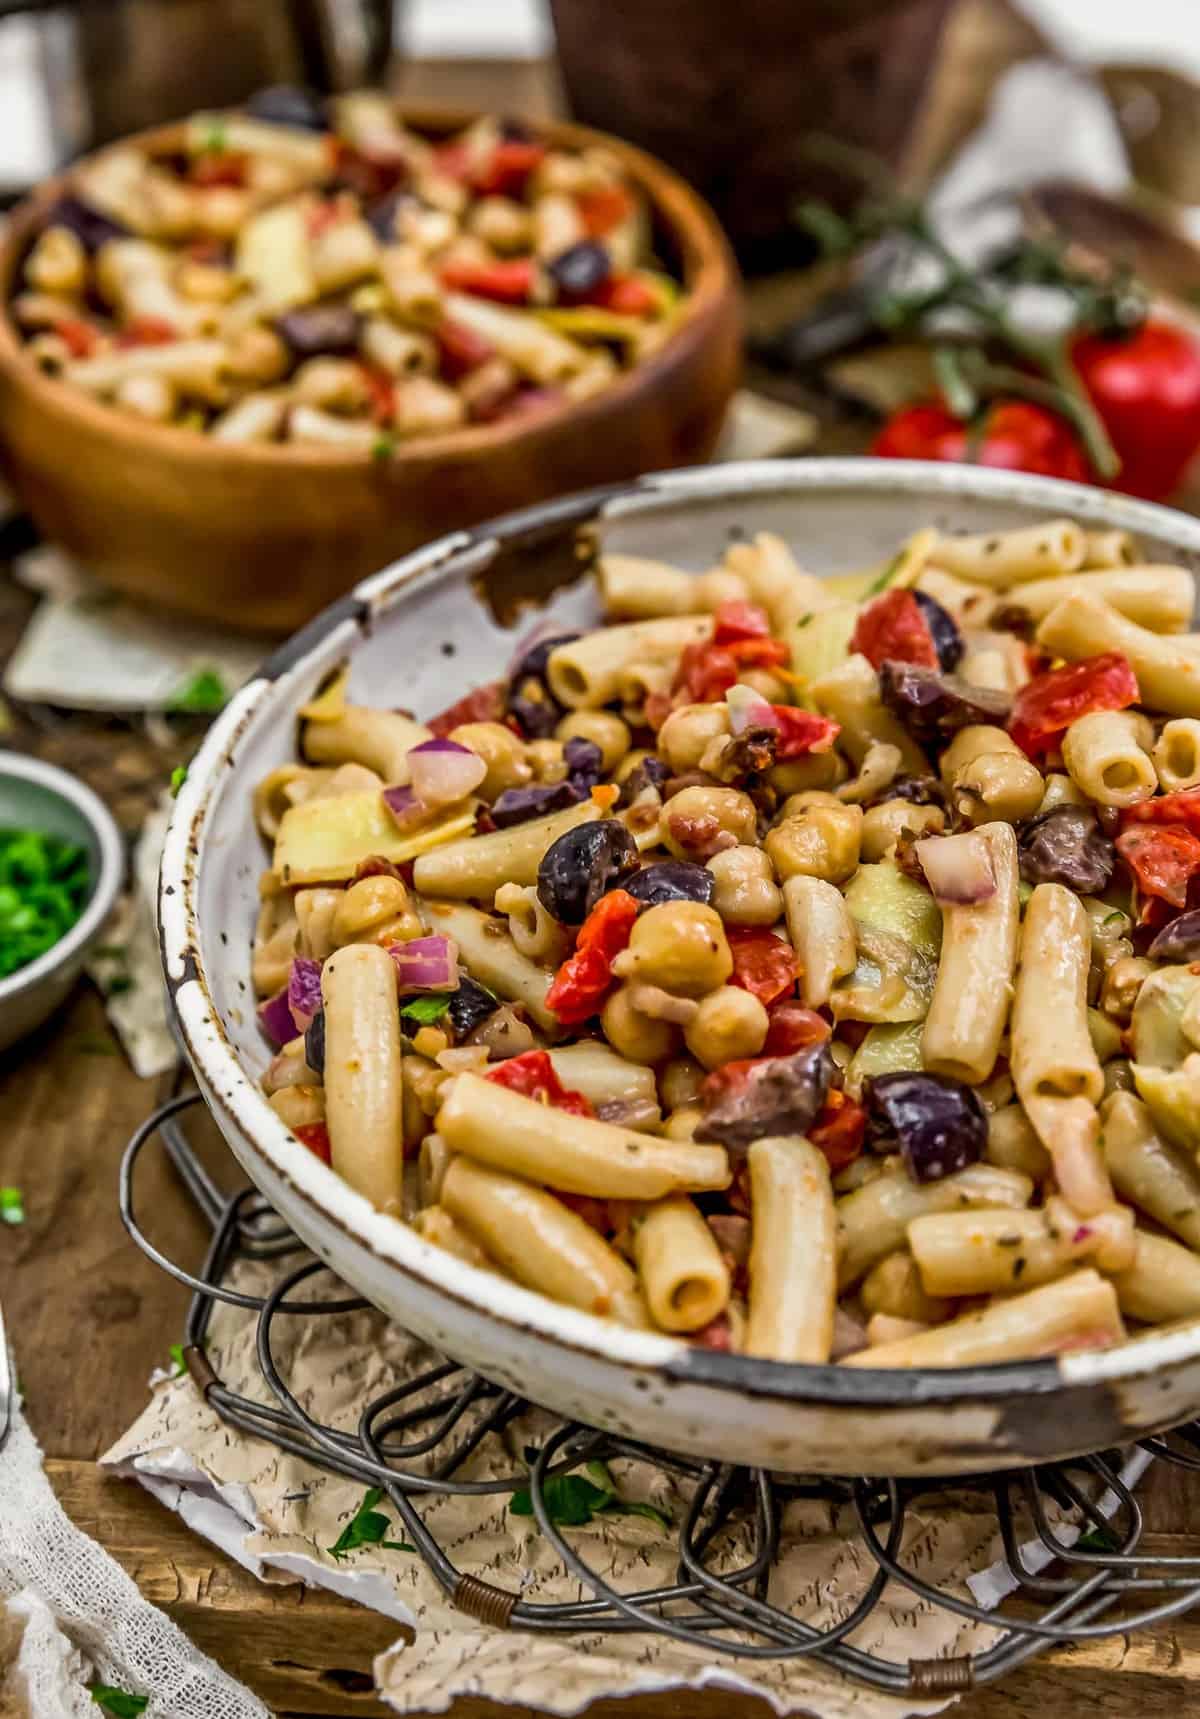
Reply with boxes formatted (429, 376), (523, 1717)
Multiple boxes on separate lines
(102, 1258), (1047, 1719)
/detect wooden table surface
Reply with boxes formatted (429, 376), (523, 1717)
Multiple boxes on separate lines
(4, 35), (1200, 1719)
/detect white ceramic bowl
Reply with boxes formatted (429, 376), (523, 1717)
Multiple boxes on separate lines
(161, 458), (1200, 1476)
(0, 751), (124, 1049)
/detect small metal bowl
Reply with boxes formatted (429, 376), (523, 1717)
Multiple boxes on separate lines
(0, 753), (124, 1050)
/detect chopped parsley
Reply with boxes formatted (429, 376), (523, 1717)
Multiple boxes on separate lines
(0, 829), (90, 979)
(170, 763), (188, 797)
(399, 993), (452, 1026)
(327, 1487), (414, 1561)
(90, 1688), (149, 1718)
(168, 1343), (187, 1377)
(167, 668), (228, 716)
(1075, 1523), (1118, 1554)
(1102, 909), (1127, 926)
(865, 552), (904, 597)
(199, 118), (227, 155)
(371, 432), (396, 463)
(509, 1456), (670, 1532)
(0, 1186), (24, 1226)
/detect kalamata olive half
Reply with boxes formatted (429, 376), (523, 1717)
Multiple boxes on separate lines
(43, 195), (130, 254)
(563, 736), (603, 792)
(508, 630), (581, 687)
(274, 305), (361, 357)
(304, 1010), (325, 1076)
(695, 1044), (835, 1155)
(548, 240), (612, 302)
(508, 682), (562, 739)
(878, 662), (1011, 748)
(245, 85), (327, 130)
(1147, 908), (1200, 962)
(871, 773), (947, 810)
(1018, 807), (1115, 894)
(366, 190), (413, 243)
(618, 755), (669, 806)
(863, 1072), (987, 1183)
(913, 589), (964, 672)
(446, 976), (500, 1039)
(537, 819), (639, 924)
(490, 779), (583, 828)
(624, 861), (715, 908)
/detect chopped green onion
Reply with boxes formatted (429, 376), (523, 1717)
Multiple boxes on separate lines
(170, 764), (188, 796)
(0, 1186), (24, 1226)
(865, 552), (903, 597)
(168, 1343), (187, 1377)
(0, 827), (90, 979)
(400, 993), (452, 1026)
(371, 432), (396, 463)
(167, 669), (228, 715)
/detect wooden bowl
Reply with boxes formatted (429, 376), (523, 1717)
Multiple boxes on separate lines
(0, 111), (742, 634)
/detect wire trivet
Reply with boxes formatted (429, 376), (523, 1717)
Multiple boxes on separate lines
(120, 1091), (1200, 1700)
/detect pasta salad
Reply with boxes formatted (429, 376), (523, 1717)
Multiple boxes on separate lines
(13, 90), (681, 448)
(253, 517), (1200, 1368)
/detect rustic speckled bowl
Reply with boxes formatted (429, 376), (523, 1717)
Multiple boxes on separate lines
(160, 458), (1200, 1475)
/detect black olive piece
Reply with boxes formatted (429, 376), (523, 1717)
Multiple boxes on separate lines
(537, 819), (639, 924)
(694, 1044), (835, 1155)
(245, 85), (327, 131)
(624, 861), (715, 908)
(508, 682), (563, 740)
(274, 305), (361, 358)
(1145, 907), (1200, 961)
(304, 1010), (325, 1076)
(863, 1071), (988, 1183)
(366, 190), (413, 243)
(490, 779), (584, 828)
(547, 241), (612, 303)
(1018, 806), (1115, 894)
(499, 116), (534, 142)
(618, 755), (670, 806)
(912, 589), (964, 673)
(563, 736), (604, 791)
(446, 976), (500, 1039)
(871, 773), (948, 810)
(878, 661), (1012, 748)
(508, 630), (581, 687)
(42, 195), (130, 254)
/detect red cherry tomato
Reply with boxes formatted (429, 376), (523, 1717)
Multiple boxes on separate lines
(807, 1090), (867, 1173)
(726, 926), (799, 1007)
(851, 588), (938, 671)
(545, 889), (640, 1026)
(1008, 652), (1139, 757)
(672, 640), (741, 705)
(1121, 787), (1200, 837)
(427, 680), (507, 736)
(712, 600), (772, 645)
(763, 1000), (831, 1056)
(439, 257), (537, 305)
(873, 399), (1093, 484)
(434, 317), (496, 379)
(1071, 319), (1200, 501)
(769, 706), (841, 759)
(1116, 825), (1200, 909)
(485, 1048), (594, 1116)
(294, 1121), (332, 1164)
(472, 140), (545, 198)
(589, 274), (659, 317)
(576, 185), (634, 238)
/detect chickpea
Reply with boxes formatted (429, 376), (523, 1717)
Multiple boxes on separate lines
(1037, 772), (1090, 814)
(662, 785), (757, 862)
(525, 738), (567, 783)
(939, 725), (1021, 783)
(449, 720), (531, 800)
(293, 356), (372, 413)
(555, 709), (631, 774)
(658, 703), (729, 774)
(467, 194), (533, 252)
(113, 373), (175, 423)
(659, 1055), (707, 1111)
(860, 799), (945, 862)
(778, 790), (844, 819)
(684, 986), (769, 1070)
(1100, 955), (1155, 1023)
(706, 845), (782, 926)
(663, 1104), (703, 1141)
(612, 902), (733, 997)
(740, 668), (790, 702)
(768, 752), (847, 795)
(225, 324), (290, 384)
(331, 875), (413, 945)
(269, 1084), (326, 1131)
(860, 1252), (950, 1324)
(954, 752), (1044, 824)
(25, 226), (86, 296)
(765, 803), (862, 884)
(600, 983), (679, 1064)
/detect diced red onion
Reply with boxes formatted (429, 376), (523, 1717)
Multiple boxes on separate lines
(726, 682), (778, 736)
(1073, 1225), (1093, 1244)
(915, 831), (997, 905)
(381, 783), (431, 830)
(407, 736), (486, 806)
(258, 989), (296, 1048)
(389, 934), (459, 992)
(287, 956), (324, 1032)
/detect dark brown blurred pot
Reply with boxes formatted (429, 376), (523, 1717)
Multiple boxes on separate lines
(549, 0), (959, 270)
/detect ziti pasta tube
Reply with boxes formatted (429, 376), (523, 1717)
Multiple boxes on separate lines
(746, 1137), (837, 1363)
(321, 944), (405, 1213)
(922, 821), (1020, 1085)
(632, 1195), (731, 1334)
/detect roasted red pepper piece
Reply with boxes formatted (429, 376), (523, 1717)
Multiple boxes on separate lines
(712, 599), (772, 645)
(434, 317), (496, 379)
(545, 888), (640, 1026)
(427, 680), (507, 736)
(671, 638), (789, 706)
(472, 139), (545, 197)
(189, 151), (248, 187)
(485, 1048), (594, 1116)
(770, 706), (840, 759)
(359, 364), (397, 425)
(1116, 825), (1200, 910)
(851, 588), (939, 672)
(440, 257), (537, 305)
(1008, 652), (1140, 757)
(726, 926), (799, 1007)
(576, 185), (634, 238)
(116, 315), (178, 348)
(807, 1090), (867, 1172)
(294, 1121), (332, 1164)
(763, 1000), (831, 1056)
(55, 317), (100, 358)
(1122, 786), (1200, 837)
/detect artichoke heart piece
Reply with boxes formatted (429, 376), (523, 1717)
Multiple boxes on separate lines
(273, 790), (475, 884)
(830, 924), (937, 1025)
(1132, 1057), (1200, 1153)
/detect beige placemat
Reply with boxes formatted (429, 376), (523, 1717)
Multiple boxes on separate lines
(104, 1256), (1111, 1719)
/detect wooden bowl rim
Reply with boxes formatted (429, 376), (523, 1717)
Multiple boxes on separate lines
(0, 106), (740, 473)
